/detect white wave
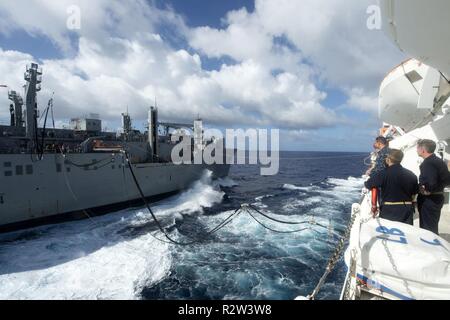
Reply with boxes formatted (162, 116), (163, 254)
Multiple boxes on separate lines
(274, 176), (364, 234)
(215, 177), (238, 188)
(282, 184), (309, 191)
(0, 225), (170, 300)
(326, 177), (364, 189)
(281, 177), (363, 213)
(255, 194), (274, 202)
(252, 202), (269, 209)
(134, 170), (225, 223)
(320, 177), (364, 202)
(282, 197), (323, 212)
(282, 202), (303, 212)
(0, 170), (225, 300)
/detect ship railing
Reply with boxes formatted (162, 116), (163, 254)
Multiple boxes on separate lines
(339, 183), (375, 300)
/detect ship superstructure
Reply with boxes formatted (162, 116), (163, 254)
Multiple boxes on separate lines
(0, 63), (230, 232)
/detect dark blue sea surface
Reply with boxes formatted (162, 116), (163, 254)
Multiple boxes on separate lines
(0, 151), (367, 300)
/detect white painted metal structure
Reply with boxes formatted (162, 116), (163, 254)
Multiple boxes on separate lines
(380, 0), (450, 77)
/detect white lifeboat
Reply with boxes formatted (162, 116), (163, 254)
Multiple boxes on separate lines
(379, 59), (434, 131)
(380, 0), (450, 77)
(345, 218), (450, 300)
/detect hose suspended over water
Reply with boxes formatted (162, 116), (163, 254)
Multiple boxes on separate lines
(245, 209), (310, 234)
(247, 204), (329, 229)
(124, 151), (245, 246)
(123, 151), (326, 246)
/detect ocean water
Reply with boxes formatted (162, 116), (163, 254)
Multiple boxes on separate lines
(0, 151), (367, 300)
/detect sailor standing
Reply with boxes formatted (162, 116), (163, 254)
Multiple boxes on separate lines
(365, 149), (419, 225)
(417, 139), (449, 235)
(366, 136), (390, 208)
(366, 136), (390, 177)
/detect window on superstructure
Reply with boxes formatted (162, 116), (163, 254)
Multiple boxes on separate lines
(15, 165), (23, 175)
(405, 70), (423, 83)
(26, 165), (33, 175)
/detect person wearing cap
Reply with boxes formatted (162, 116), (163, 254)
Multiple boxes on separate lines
(417, 139), (449, 234)
(365, 149), (419, 225)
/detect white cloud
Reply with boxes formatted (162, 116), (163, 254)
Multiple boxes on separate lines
(346, 87), (379, 114)
(167, 50), (202, 79)
(190, 9), (271, 63)
(0, 0), (187, 53)
(0, 0), (404, 141)
(0, 38), (337, 130)
(189, 0), (405, 108)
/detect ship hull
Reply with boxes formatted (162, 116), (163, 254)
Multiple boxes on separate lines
(0, 153), (230, 233)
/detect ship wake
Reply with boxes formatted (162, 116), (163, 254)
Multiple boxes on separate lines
(0, 171), (227, 300)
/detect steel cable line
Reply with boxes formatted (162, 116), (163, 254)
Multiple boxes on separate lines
(246, 209), (310, 234)
(125, 149), (330, 245)
(247, 204), (329, 229)
(56, 149), (332, 246)
(124, 151), (244, 246)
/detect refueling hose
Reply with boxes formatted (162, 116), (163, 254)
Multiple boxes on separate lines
(124, 151), (244, 246)
(123, 151), (326, 246)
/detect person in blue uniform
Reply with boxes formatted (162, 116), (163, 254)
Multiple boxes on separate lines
(417, 139), (449, 235)
(365, 149), (419, 225)
(366, 136), (390, 177)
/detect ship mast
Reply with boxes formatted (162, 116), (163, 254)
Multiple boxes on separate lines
(24, 63), (42, 151)
(121, 106), (132, 140)
(148, 105), (159, 161)
(8, 90), (24, 128)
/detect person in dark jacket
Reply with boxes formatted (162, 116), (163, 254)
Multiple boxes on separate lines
(365, 149), (419, 225)
(417, 139), (449, 234)
(366, 136), (390, 176)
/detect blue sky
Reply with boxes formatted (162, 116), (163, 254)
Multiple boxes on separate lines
(0, 0), (404, 152)
(0, 30), (62, 60)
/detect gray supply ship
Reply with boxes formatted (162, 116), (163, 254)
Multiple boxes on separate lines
(0, 63), (230, 232)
